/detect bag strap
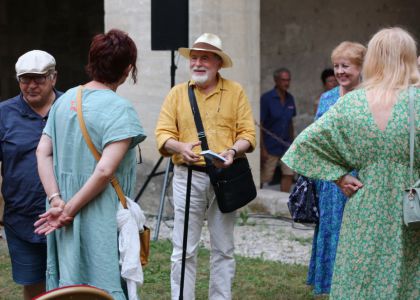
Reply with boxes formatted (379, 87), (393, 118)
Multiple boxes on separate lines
(187, 83), (213, 167)
(409, 87), (416, 188)
(76, 86), (127, 209)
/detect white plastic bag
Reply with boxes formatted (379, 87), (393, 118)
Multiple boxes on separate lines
(117, 196), (146, 300)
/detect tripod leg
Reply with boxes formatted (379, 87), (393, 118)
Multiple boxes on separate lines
(179, 167), (192, 300)
(135, 156), (164, 202)
(153, 158), (173, 241)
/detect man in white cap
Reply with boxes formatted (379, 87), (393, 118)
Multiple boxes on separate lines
(156, 33), (256, 299)
(0, 50), (62, 299)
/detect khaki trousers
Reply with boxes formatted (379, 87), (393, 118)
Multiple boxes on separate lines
(171, 165), (236, 300)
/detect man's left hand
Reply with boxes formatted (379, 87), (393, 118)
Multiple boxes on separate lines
(212, 149), (235, 168)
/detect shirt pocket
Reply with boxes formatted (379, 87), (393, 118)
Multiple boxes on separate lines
(211, 114), (236, 145)
(178, 114), (199, 142)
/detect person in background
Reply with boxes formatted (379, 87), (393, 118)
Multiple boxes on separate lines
(0, 50), (61, 300)
(283, 27), (419, 299)
(314, 68), (338, 114)
(155, 32), (256, 300)
(260, 68), (296, 192)
(34, 29), (146, 299)
(308, 41), (366, 295)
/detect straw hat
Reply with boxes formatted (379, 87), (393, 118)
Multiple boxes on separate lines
(179, 33), (233, 68)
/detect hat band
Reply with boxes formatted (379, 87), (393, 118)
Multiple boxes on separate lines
(191, 42), (222, 52)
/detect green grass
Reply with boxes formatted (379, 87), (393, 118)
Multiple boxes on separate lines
(140, 239), (316, 300)
(0, 240), (20, 300)
(0, 238), (319, 300)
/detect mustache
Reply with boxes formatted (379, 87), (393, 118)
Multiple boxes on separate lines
(192, 67), (208, 72)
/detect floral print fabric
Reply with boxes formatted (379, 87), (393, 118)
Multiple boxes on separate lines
(307, 86), (349, 294)
(282, 88), (420, 299)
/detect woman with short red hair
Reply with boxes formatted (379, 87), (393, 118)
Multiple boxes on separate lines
(34, 29), (146, 299)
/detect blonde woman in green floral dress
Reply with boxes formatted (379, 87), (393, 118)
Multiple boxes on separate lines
(282, 27), (420, 299)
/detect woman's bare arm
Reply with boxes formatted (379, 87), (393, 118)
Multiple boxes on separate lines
(35, 135), (132, 234)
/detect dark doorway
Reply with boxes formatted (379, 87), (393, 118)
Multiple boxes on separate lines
(0, 0), (104, 100)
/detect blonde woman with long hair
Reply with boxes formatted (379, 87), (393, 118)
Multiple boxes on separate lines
(282, 27), (420, 299)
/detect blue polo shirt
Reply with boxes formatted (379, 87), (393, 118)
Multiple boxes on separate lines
(0, 89), (62, 243)
(260, 87), (296, 156)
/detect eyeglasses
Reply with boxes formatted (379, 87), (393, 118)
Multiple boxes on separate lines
(17, 74), (52, 85)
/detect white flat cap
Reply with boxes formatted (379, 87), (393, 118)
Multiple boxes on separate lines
(15, 50), (56, 76)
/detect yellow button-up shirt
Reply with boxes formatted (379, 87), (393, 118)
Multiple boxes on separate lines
(155, 76), (256, 166)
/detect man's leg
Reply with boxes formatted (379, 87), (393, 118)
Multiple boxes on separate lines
(280, 175), (294, 192)
(260, 154), (280, 187)
(4, 225), (46, 299)
(207, 195), (236, 300)
(23, 282), (45, 300)
(280, 161), (294, 192)
(171, 166), (208, 300)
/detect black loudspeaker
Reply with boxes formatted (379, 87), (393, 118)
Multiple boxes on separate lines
(151, 0), (189, 50)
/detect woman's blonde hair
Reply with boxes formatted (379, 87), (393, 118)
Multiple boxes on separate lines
(331, 41), (366, 67)
(362, 27), (420, 101)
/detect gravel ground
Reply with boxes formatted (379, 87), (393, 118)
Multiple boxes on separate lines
(148, 214), (314, 265)
(0, 214), (314, 266)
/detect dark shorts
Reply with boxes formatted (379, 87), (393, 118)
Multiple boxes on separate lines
(4, 225), (46, 285)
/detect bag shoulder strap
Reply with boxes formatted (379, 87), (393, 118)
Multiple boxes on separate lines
(76, 87), (101, 160)
(409, 87), (416, 188)
(187, 83), (213, 167)
(76, 86), (127, 209)
(188, 83), (209, 150)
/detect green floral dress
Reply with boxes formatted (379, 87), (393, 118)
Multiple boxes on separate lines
(282, 88), (420, 299)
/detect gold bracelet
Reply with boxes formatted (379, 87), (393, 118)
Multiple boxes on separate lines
(48, 192), (61, 204)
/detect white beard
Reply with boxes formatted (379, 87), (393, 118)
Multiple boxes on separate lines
(191, 68), (209, 84)
(191, 72), (209, 84)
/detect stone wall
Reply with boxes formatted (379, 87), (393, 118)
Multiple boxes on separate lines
(1, 1), (418, 216)
(0, 1), (104, 221)
(105, 0), (261, 213)
(0, 0), (104, 100)
(261, 0), (420, 134)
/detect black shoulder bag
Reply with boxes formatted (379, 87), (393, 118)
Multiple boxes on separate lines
(187, 84), (257, 213)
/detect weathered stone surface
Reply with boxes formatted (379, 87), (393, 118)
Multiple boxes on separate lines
(105, 0), (261, 213)
(247, 189), (291, 217)
(260, 0), (420, 117)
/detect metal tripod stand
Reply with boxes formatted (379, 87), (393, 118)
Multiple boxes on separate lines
(135, 50), (178, 241)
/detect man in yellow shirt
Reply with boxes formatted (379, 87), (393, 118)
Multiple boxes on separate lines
(155, 33), (256, 300)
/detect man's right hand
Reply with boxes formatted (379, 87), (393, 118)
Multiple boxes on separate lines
(164, 139), (202, 164)
(179, 141), (202, 164)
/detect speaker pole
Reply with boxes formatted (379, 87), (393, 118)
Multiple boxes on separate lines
(171, 50), (177, 87)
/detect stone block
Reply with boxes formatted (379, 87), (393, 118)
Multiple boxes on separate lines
(247, 189), (291, 217)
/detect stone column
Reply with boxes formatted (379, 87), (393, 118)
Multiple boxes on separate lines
(105, 0), (260, 211)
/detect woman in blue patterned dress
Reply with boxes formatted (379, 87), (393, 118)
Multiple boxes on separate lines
(307, 41), (366, 295)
